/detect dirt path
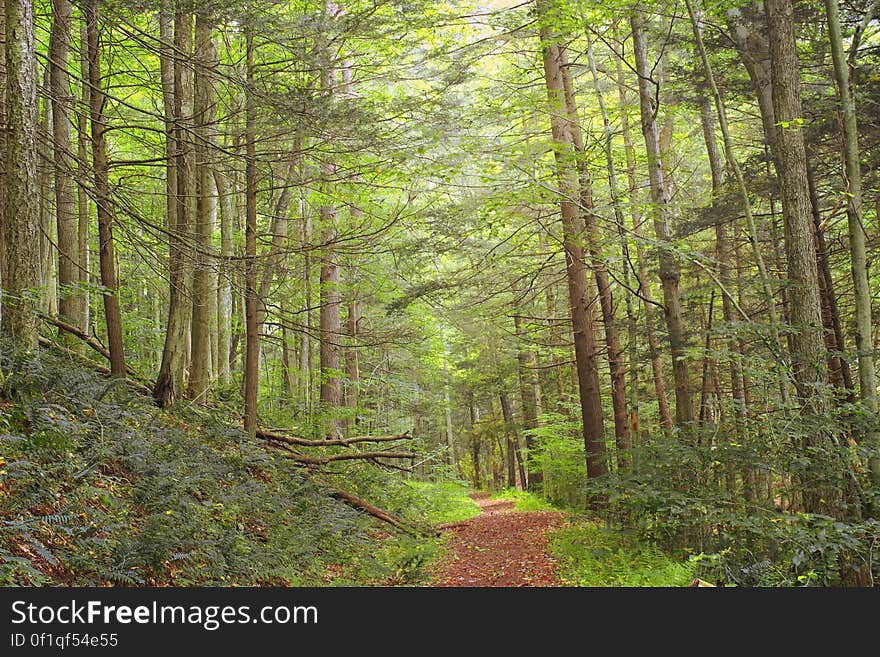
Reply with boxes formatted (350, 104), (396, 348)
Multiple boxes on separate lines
(432, 493), (567, 587)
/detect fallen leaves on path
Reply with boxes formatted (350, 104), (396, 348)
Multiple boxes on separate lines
(433, 493), (567, 587)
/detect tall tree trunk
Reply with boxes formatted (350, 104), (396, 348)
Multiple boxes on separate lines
(243, 29), (259, 439)
(469, 396), (481, 490)
(765, 0), (837, 514)
(556, 41), (630, 468)
(50, 0), (79, 330)
(300, 191), (313, 415)
(630, 11), (694, 429)
(187, 13), (218, 403)
(154, 6), (193, 405)
(85, 0), (124, 375)
(1, 0), (40, 347)
(539, 22), (608, 483)
(824, 0), (880, 498)
(585, 33), (633, 469)
(613, 24), (672, 434)
(76, 22), (90, 334)
(214, 166), (233, 385)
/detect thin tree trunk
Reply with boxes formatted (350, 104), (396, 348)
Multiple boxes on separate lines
(585, 33), (633, 469)
(243, 29), (259, 439)
(214, 166), (233, 385)
(631, 11), (694, 429)
(696, 96), (748, 433)
(556, 41), (630, 468)
(343, 299), (360, 433)
(513, 304), (543, 487)
(824, 0), (880, 497)
(614, 24), (672, 434)
(499, 391), (523, 489)
(469, 396), (481, 490)
(76, 22), (90, 334)
(807, 164), (851, 396)
(85, 0), (124, 376)
(50, 0), (79, 329)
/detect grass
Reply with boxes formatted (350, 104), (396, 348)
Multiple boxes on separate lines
(549, 520), (696, 587)
(490, 487), (560, 512)
(404, 480), (482, 524)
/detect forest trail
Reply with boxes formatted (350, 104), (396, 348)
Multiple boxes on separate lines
(432, 493), (567, 587)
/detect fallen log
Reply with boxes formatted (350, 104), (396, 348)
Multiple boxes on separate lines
(331, 489), (409, 532)
(258, 428), (412, 448)
(40, 315), (151, 384)
(266, 442), (416, 466)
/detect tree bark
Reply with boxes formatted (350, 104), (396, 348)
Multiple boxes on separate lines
(154, 6), (193, 405)
(2, 0), (40, 347)
(76, 22), (90, 334)
(630, 11), (694, 429)
(557, 40), (630, 468)
(614, 22), (672, 434)
(765, 0), (837, 514)
(513, 305), (543, 487)
(824, 0), (880, 497)
(187, 13), (218, 403)
(85, 0), (124, 376)
(539, 22), (608, 483)
(49, 0), (80, 330)
(243, 29), (259, 438)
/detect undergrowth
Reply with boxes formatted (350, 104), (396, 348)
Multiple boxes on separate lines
(549, 521), (696, 587)
(491, 488), (559, 512)
(0, 343), (441, 587)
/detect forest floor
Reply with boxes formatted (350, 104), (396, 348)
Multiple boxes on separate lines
(431, 492), (568, 586)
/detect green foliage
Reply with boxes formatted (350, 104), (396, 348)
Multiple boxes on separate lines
(491, 488), (559, 512)
(549, 521), (696, 587)
(402, 480), (481, 524)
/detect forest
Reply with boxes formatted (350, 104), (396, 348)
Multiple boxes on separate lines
(0, 0), (879, 589)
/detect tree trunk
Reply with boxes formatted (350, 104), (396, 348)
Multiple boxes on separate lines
(1, 0), (40, 347)
(556, 40), (630, 469)
(499, 391), (523, 489)
(243, 29), (259, 439)
(630, 11), (694, 429)
(153, 6), (192, 405)
(214, 166), (234, 385)
(76, 22), (90, 334)
(50, 0), (80, 330)
(343, 299), (360, 433)
(85, 0), (124, 376)
(469, 397), (481, 490)
(696, 96), (748, 432)
(765, 0), (837, 514)
(613, 23), (672, 434)
(824, 0), (880, 498)
(585, 33), (633, 469)
(513, 305), (543, 487)
(187, 13), (218, 403)
(539, 22), (608, 483)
